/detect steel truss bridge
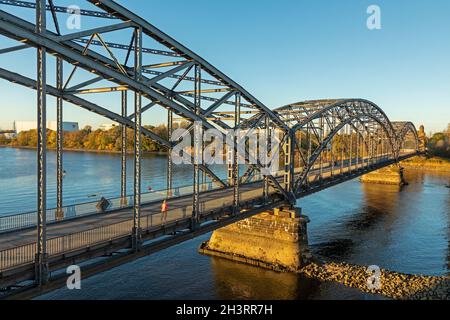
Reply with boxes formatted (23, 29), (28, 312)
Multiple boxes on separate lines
(0, 0), (422, 295)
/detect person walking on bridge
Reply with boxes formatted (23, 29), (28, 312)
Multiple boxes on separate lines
(161, 199), (168, 224)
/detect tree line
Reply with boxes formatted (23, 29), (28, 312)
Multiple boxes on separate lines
(1, 125), (449, 159)
(0, 125), (174, 153)
(427, 130), (450, 158)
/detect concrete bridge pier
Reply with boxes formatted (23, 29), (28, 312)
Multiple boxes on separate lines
(199, 207), (312, 272)
(360, 164), (406, 186)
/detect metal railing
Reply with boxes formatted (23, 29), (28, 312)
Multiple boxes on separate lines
(0, 180), (223, 234)
(0, 185), (247, 272)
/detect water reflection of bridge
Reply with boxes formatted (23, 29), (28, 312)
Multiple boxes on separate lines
(0, 0), (422, 296)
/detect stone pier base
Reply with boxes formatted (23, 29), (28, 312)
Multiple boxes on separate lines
(199, 207), (311, 272)
(360, 165), (406, 185)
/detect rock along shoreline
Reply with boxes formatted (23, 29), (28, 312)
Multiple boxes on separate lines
(300, 262), (449, 300)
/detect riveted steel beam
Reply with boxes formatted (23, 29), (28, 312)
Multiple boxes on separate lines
(192, 64), (201, 229)
(35, 0), (48, 287)
(121, 90), (127, 205)
(86, 0), (289, 131)
(233, 92), (241, 214)
(0, 0), (116, 19)
(56, 57), (63, 215)
(132, 26), (143, 251)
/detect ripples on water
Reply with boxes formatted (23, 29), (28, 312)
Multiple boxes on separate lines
(0, 148), (448, 300)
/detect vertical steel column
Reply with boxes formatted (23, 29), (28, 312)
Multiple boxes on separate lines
(330, 135), (334, 176)
(365, 131), (368, 167)
(192, 64), (201, 228)
(319, 117), (324, 179)
(167, 110), (173, 196)
(369, 131), (373, 166)
(366, 132), (371, 167)
(331, 117), (336, 176)
(373, 127), (377, 162)
(376, 127), (380, 161)
(340, 128), (344, 174)
(232, 93), (241, 214)
(283, 131), (294, 194)
(307, 124), (312, 187)
(132, 27), (142, 251)
(374, 127), (378, 162)
(202, 139), (207, 191)
(56, 57), (63, 219)
(35, 0), (48, 286)
(367, 131), (370, 167)
(227, 147), (233, 186)
(349, 126), (353, 172)
(121, 90), (127, 206)
(307, 123), (312, 164)
(371, 130), (375, 165)
(362, 131), (365, 168)
(263, 115), (270, 201)
(362, 130), (366, 167)
(346, 126), (349, 173)
(227, 122), (233, 187)
(356, 126), (360, 169)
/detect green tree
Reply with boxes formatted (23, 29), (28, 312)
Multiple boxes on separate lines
(428, 131), (450, 158)
(0, 134), (10, 145)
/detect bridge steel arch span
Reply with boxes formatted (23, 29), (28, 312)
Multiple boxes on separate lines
(276, 99), (398, 149)
(291, 114), (394, 196)
(392, 121), (420, 152)
(267, 99), (420, 199)
(0, 0), (424, 291)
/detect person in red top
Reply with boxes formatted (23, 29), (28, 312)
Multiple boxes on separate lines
(161, 199), (168, 223)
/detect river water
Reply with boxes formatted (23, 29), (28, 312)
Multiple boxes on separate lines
(0, 147), (448, 300)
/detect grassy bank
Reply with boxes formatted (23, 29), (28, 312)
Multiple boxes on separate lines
(400, 156), (450, 172)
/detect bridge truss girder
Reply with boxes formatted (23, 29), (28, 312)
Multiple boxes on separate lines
(270, 99), (420, 196)
(0, 0), (421, 287)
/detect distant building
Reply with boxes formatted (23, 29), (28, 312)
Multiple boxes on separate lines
(98, 123), (118, 131)
(417, 125), (427, 152)
(15, 121), (79, 133)
(4, 133), (16, 139)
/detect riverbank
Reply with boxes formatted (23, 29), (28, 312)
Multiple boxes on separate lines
(301, 262), (449, 300)
(0, 145), (167, 155)
(400, 156), (450, 172)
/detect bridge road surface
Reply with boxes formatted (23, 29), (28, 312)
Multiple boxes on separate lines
(0, 155), (394, 253)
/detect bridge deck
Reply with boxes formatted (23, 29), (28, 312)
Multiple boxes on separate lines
(0, 181), (265, 252)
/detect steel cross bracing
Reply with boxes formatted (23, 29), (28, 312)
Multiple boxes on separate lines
(0, 0), (422, 288)
(0, 2), (289, 196)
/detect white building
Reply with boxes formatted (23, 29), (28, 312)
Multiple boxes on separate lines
(98, 123), (118, 131)
(15, 121), (79, 133)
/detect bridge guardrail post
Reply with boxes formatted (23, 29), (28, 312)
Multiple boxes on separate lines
(131, 227), (143, 251)
(34, 252), (49, 287)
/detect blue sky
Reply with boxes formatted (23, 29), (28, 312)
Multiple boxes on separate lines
(0, 0), (449, 133)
